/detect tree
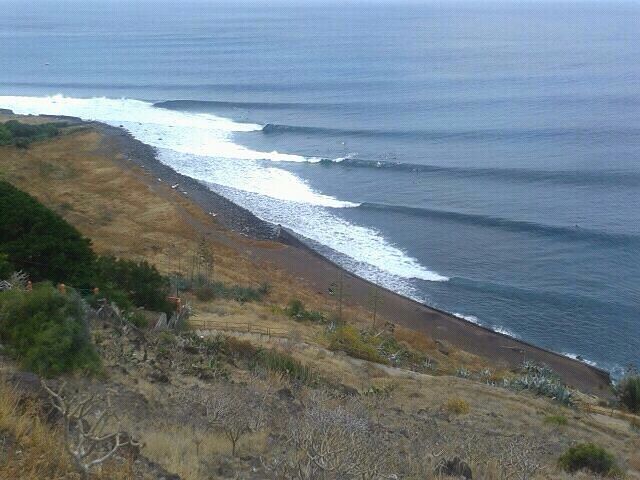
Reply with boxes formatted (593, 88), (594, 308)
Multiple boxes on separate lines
(94, 255), (170, 313)
(181, 384), (265, 456)
(0, 181), (95, 287)
(276, 393), (391, 479)
(41, 380), (139, 480)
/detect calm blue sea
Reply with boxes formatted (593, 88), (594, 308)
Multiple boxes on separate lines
(1, 0), (638, 375)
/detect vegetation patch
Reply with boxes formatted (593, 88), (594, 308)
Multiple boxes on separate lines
(557, 443), (618, 476)
(93, 255), (171, 313)
(504, 361), (574, 406)
(544, 414), (568, 426)
(0, 180), (95, 287)
(285, 298), (325, 322)
(444, 397), (470, 415)
(0, 120), (65, 148)
(250, 348), (316, 385)
(618, 373), (640, 413)
(326, 324), (386, 364)
(0, 283), (101, 376)
(194, 281), (265, 303)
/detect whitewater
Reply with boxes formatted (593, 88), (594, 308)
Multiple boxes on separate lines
(0, 95), (448, 290)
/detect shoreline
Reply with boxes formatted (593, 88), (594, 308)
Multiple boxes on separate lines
(5, 111), (613, 394)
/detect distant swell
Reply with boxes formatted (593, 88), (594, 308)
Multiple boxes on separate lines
(262, 123), (640, 144)
(154, 99), (333, 111)
(359, 202), (640, 247)
(319, 158), (640, 188)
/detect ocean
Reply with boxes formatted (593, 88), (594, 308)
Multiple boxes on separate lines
(1, 0), (638, 376)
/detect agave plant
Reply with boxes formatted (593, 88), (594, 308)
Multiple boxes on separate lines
(505, 361), (574, 406)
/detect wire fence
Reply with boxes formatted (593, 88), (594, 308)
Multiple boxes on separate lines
(188, 319), (289, 338)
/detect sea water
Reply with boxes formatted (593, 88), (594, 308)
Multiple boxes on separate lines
(1, 0), (638, 376)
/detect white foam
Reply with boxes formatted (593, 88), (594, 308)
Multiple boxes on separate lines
(211, 185), (448, 282)
(562, 352), (598, 367)
(453, 312), (481, 325)
(492, 325), (519, 338)
(0, 94), (309, 162)
(163, 150), (356, 208)
(0, 94), (448, 282)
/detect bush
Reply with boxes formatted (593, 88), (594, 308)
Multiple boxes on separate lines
(0, 181), (95, 287)
(444, 397), (470, 415)
(327, 324), (385, 363)
(0, 252), (13, 279)
(224, 336), (258, 359)
(0, 284), (100, 376)
(195, 284), (217, 301)
(194, 281), (263, 303)
(286, 299), (305, 318)
(0, 120), (64, 147)
(94, 255), (170, 313)
(257, 282), (271, 295)
(250, 348), (316, 384)
(558, 443), (617, 475)
(618, 375), (640, 413)
(544, 414), (568, 426)
(285, 299), (326, 322)
(128, 311), (149, 329)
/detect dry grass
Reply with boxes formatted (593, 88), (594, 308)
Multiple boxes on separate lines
(394, 326), (437, 351)
(444, 396), (471, 415)
(0, 379), (132, 480)
(129, 422), (267, 480)
(0, 120), (311, 307)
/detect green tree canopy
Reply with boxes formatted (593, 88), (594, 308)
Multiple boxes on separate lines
(0, 180), (95, 287)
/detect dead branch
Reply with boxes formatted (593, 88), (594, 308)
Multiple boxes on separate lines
(41, 380), (139, 479)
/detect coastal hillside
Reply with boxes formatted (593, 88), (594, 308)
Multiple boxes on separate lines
(1, 115), (639, 479)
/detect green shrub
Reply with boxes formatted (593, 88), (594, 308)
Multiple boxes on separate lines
(128, 311), (149, 329)
(544, 414), (568, 426)
(195, 284), (217, 301)
(327, 324), (386, 364)
(0, 181), (95, 287)
(257, 282), (271, 295)
(0, 284), (100, 376)
(0, 124), (11, 145)
(558, 443), (617, 475)
(286, 299), (305, 318)
(227, 284), (262, 303)
(0, 252), (13, 279)
(87, 285), (133, 312)
(0, 120), (64, 147)
(250, 348), (316, 384)
(157, 331), (177, 346)
(94, 255), (170, 312)
(618, 374), (640, 413)
(193, 281), (263, 304)
(285, 298), (325, 322)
